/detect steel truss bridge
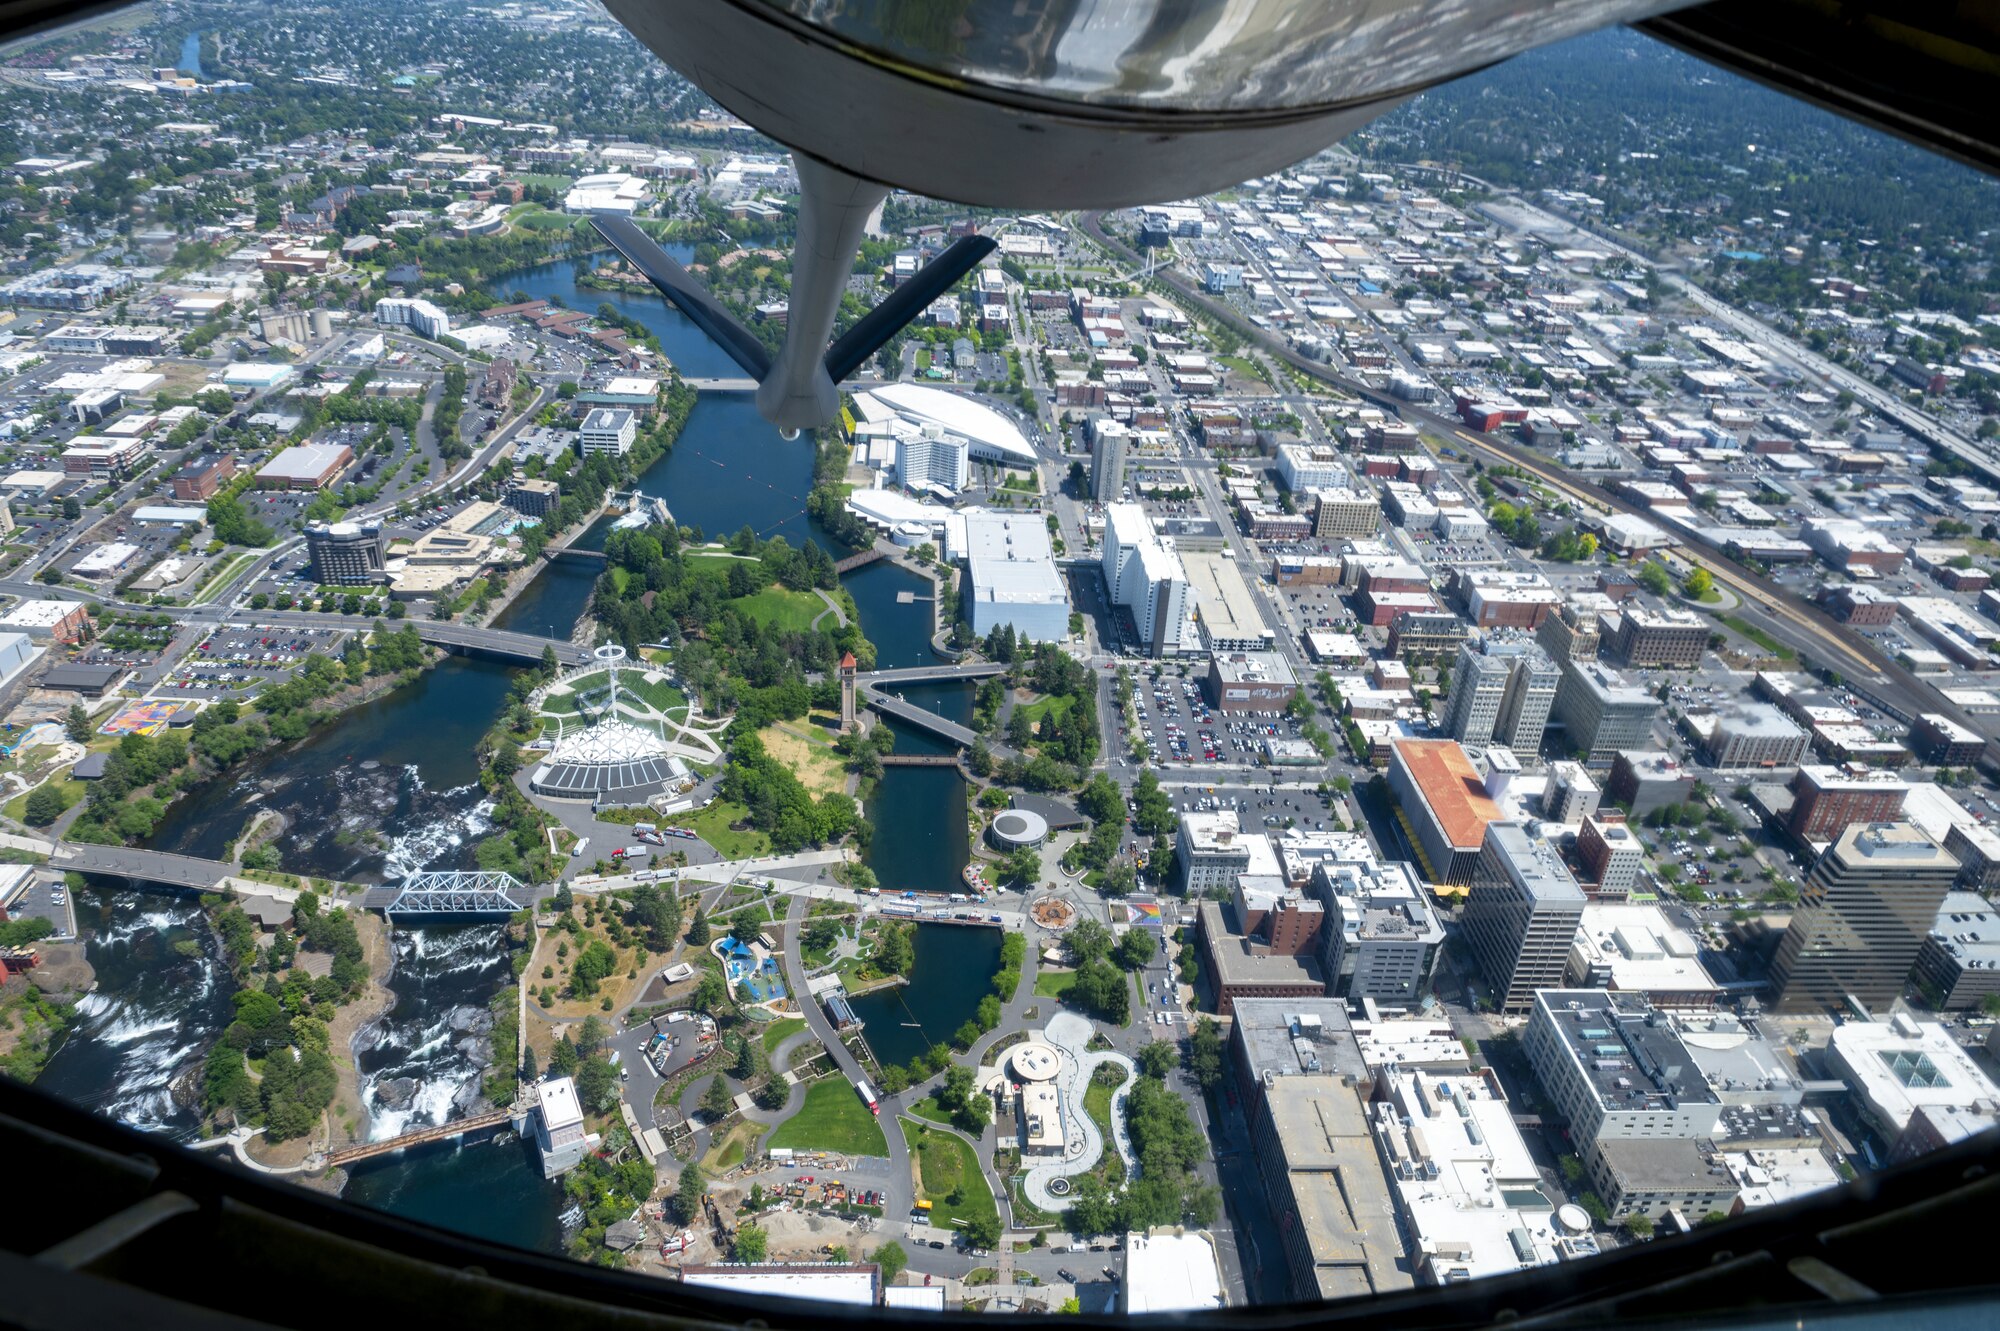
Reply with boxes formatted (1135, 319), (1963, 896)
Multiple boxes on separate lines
(357, 871), (535, 917)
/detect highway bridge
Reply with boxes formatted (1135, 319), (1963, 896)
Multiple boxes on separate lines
(862, 691), (983, 749)
(49, 843), (237, 891)
(54, 845), (531, 918)
(682, 377), (758, 393)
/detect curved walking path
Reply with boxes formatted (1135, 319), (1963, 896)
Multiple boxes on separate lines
(810, 589), (849, 631)
(1021, 1012), (1137, 1214)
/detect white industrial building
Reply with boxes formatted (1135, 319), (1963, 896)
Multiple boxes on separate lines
(961, 511), (1070, 642)
(374, 296), (452, 340)
(579, 408), (637, 457)
(1103, 502), (1190, 656)
(563, 171), (651, 215)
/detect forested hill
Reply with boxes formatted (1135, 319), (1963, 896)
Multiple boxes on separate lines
(1356, 28), (1999, 284)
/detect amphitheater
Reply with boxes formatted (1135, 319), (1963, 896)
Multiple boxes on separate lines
(527, 646), (726, 804)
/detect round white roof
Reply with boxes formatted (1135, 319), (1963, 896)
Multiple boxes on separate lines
(549, 718), (672, 766)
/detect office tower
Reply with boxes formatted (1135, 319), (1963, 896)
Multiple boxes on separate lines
(1089, 419), (1127, 500)
(1464, 822), (1587, 1013)
(1771, 822), (1959, 1014)
(305, 520), (387, 586)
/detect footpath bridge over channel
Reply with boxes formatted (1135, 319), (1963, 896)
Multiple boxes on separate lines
(320, 1106), (522, 1169)
(860, 661), (1006, 686)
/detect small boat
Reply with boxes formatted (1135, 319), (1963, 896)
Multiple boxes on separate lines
(558, 1204), (585, 1229)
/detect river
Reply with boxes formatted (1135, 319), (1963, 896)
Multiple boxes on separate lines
(176, 30), (202, 78)
(36, 256), (975, 1257)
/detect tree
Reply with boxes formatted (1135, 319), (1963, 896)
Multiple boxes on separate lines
(575, 1056), (619, 1114)
(702, 1073), (734, 1118)
(1116, 927), (1157, 970)
(733, 1223), (768, 1263)
(1681, 566), (1713, 599)
(677, 1162), (707, 1224)
(1637, 562), (1674, 596)
(1187, 1017), (1225, 1090)
(1624, 1214), (1655, 1239)
(687, 910), (711, 946)
(1137, 1040), (1179, 1080)
(23, 783), (66, 826)
(692, 969), (728, 1014)
(963, 1210), (1003, 1250)
(1066, 918), (1113, 965)
(65, 704), (93, 744)
(874, 1240), (908, 1284)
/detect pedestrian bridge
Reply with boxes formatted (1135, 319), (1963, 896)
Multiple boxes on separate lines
(862, 691), (983, 749)
(357, 871), (536, 916)
(860, 661), (1007, 686)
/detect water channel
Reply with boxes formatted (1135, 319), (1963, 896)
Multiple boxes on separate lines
(37, 255), (977, 1254)
(176, 30), (203, 78)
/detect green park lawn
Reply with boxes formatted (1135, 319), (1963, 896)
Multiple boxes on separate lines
(5, 778), (82, 825)
(769, 1078), (889, 1156)
(906, 1093), (954, 1126)
(729, 585), (823, 632)
(1014, 694), (1073, 732)
(1082, 1076), (1127, 1186)
(900, 1118), (998, 1233)
(665, 798), (772, 859)
(1033, 969), (1077, 1000)
(760, 1016), (807, 1057)
(626, 673), (687, 715)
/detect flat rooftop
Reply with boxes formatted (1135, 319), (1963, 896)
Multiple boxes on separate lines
(1571, 903), (1719, 998)
(1394, 739), (1501, 852)
(1534, 989), (1721, 1114)
(1262, 1079), (1413, 1302)
(1232, 998), (1366, 1084)
(1201, 901), (1325, 990)
(1184, 549), (1271, 643)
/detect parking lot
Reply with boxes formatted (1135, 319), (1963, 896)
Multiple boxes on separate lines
(2, 872), (74, 940)
(152, 624), (350, 700)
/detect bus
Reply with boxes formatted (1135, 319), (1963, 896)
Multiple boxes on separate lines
(854, 1078), (879, 1116)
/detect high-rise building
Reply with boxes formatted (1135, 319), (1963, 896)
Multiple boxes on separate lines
(1576, 813), (1643, 899)
(895, 422), (970, 492)
(1311, 853), (1444, 1003)
(1552, 661), (1660, 765)
(1445, 633), (1558, 755)
(1536, 598), (1603, 668)
(1102, 502), (1189, 656)
(1442, 640), (1511, 746)
(304, 520), (387, 586)
(1464, 823), (1587, 1013)
(1544, 761), (1601, 824)
(1308, 487), (1381, 539)
(1494, 640), (1561, 757)
(1089, 419), (1127, 501)
(1770, 822), (1959, 1013)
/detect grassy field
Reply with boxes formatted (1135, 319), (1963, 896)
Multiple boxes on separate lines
(730, 584), (823, 632)
(3, 777), (81, 825)
(513, 209), (585, 234)
(1718, 615), (1797, 660)
(900, 1118), (998, 1233)
(769, 1078), (889, 1156)
(1014, 694), (1073, 735)
(906, 1093), (954, 1126)
(759, 718), (847, 799)
(1082, 1076), (1126, 1186)
(628, 673), (688, 715)
(1033, 969), (1077, 1000)
(665, 798), (772, 859)
(704, 1119), (764, 1172)
(760, 1016), (807, 1056)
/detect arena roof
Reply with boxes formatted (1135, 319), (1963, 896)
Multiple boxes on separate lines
(861, 383), (1036, 464)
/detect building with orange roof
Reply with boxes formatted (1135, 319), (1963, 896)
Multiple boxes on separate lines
(1388, 738), (1507, 886)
